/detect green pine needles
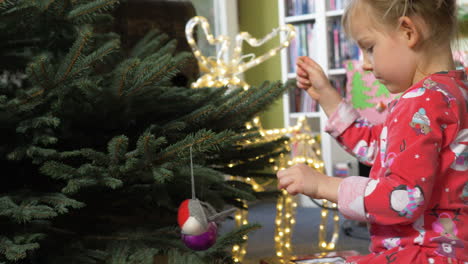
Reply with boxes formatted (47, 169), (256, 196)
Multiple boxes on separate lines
(0, 1), (287, 263)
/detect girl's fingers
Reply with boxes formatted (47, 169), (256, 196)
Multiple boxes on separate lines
(296, 65), (308, 77)
(277, 168), (288, 178)
(297, 75), (310, 85)
(278, 176), (294, 190)
(301, 56), (322, 69)
(296, 56), (307, 64)
(297, 82), (308, 90)
(296, 62), (309, 76)
(298, 59), (324, 79)
(286, 184), (299, 195)
(297, 61), (317, 76)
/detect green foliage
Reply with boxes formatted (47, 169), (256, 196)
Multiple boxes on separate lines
(0, 234), (44, 261)
(0, 1), (287, 263)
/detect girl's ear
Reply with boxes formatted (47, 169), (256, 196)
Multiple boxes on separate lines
(398, 16), (423, 49)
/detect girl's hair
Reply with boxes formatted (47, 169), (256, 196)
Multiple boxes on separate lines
(342, 0), (458, 45)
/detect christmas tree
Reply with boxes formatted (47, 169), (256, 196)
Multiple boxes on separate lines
(0, 1), (287, 263)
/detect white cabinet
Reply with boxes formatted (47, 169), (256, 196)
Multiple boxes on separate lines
(278, 0), (358, 178)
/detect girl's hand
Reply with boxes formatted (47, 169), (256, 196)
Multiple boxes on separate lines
(296, 56), (333, 101)
(277, 163), (327, 199)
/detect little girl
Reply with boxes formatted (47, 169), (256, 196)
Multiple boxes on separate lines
(277, 0), (468, 263)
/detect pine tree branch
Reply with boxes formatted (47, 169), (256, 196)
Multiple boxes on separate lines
(154, 130), (233, 164)
(117, 60), (139, 96)
(57, 27), (92, 83)
(67, 0), (119, 22)
(211, 87), (256, 120)
(0, 234), (43, 261)
(130, 31), (168, 59)
(127, 57), (175, 96)
(180, 104), (216, 125)
(42, 0), (56, 11)
(40, 58), (53, 89)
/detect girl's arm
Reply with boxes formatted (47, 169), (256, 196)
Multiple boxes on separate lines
(297, 56), (383, 166)
(277, 163), (343, 203)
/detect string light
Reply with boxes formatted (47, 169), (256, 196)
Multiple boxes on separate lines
(266, 116), (340, 257)
(228, 116), (341, 261)
(274, 189), (297, 263)
(318, 200), (340, 250)
(185, 16), (296, 89)
(231, 197), (249, 263)
(229, 175), (267, 263)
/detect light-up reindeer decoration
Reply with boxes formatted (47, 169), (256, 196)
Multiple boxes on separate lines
(185, 16), (296, 90)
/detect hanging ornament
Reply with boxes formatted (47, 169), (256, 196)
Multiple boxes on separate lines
(185, 16), (296, 90)
(177, 146), (236, 251)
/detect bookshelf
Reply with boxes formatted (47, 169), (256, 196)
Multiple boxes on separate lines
(278, 0), (359, 187)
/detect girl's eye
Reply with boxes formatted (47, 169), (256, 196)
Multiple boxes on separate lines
(366, 46), (374, 53)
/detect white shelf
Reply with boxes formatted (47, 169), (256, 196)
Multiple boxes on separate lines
(287, 73), (296, 79)
(290, 112), (321, 118)
(328, 68), (346, 76)
(279, 0), (357, 181)
(285, 13), (317, 23)
(325, 9), (344, 17)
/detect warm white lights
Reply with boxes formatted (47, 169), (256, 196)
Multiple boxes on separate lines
(185, 16), (295, 89)
(318, 200), (340, 250)
(227, 116), (340, 262)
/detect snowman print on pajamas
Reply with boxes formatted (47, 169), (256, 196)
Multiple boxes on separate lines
(390, 185), (424, 218)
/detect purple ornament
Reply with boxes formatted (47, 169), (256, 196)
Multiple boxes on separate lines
(181, 222), (217, 250)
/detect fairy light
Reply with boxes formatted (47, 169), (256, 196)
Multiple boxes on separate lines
(318, 200), (340, 250)
(229, 175), (267, 263)
(231, 196), (249, 263)
(275, 189), (296, 263)
(226, 116), (340, 261)
(185, 16), (295, 89)
(267, 116), (340, 257)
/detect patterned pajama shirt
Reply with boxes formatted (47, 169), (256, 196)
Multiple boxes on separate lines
(325, 71), (468, 263)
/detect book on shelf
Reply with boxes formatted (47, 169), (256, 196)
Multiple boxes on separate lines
(327, 18), (359, 69)
(289, 87), (319, 113)
(288, 22), (319, 73)
(327, 0), (347, 11)
(330, 75), (347, 98)
(286, 0), (316, 16)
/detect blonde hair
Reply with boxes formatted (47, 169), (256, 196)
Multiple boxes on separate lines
(342, 0), (458, 45)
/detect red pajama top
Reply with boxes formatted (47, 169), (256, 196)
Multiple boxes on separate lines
(325, 70), (468, 264)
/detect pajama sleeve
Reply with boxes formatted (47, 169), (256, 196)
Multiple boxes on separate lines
(325, 100), (384, 166)
(338, 88), (460, 224)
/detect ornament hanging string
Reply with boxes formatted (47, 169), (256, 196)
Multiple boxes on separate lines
(190, 145), (196, 200)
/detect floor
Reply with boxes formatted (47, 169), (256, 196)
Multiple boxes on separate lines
(220, 198), (371, 264)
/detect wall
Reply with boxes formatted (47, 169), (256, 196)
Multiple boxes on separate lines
(238, 0), (284, 129)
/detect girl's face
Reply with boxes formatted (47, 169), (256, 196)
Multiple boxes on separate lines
(350, 13), (418, 94)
